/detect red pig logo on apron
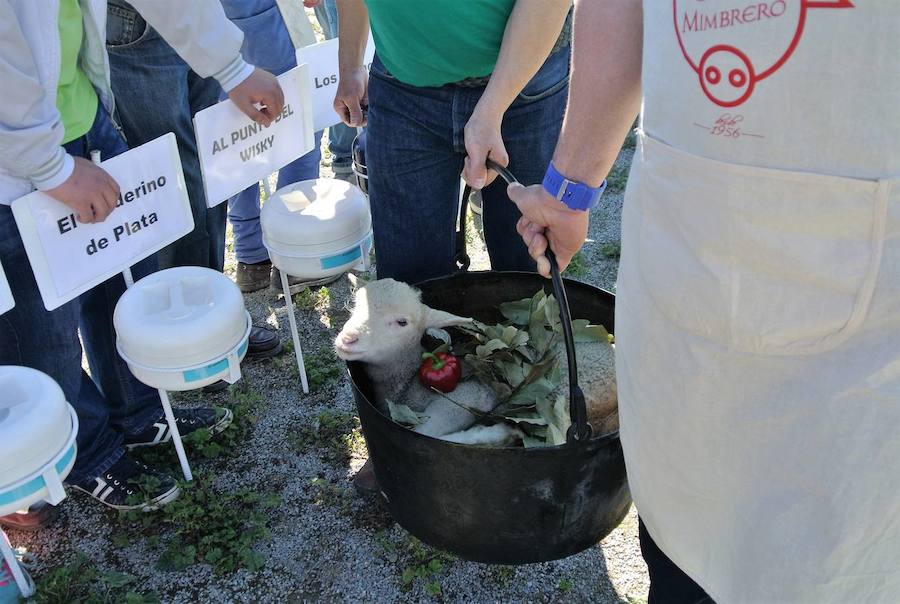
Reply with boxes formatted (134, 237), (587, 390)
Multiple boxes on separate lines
(673, 0), (853, 107)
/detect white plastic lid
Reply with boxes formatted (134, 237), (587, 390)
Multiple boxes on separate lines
(260, 179), (371, 255)
(0, 366), (73, 487)
(114, 267), (247, 370)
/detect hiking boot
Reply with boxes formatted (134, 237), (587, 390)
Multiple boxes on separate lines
(124, 406), (233, 449)
(271, 268), (342, 296)
(0, 502), (59, 532)
(70, 455), (179, 511)
(235, 261), (273, 293)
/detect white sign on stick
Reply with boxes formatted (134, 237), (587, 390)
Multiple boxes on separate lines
(194, 66), (315, 208)
(11, 134), (194, 311)
(297, 35), (376, 133)
(0, 260), (13, 314)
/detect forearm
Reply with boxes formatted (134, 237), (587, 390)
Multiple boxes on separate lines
(336, 0), (369, 74)
(478, 0), (571, 117)
(130, 0), (252, 91)
(553, 0), (643, 187)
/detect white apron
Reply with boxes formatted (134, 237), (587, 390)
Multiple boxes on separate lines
(618, 2), (900, 602)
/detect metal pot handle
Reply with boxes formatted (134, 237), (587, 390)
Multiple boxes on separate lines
(480, 160), (593, 443)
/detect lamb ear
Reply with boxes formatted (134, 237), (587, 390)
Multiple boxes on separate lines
(425, 307), (473, 329)
(347, 272), (371, 289)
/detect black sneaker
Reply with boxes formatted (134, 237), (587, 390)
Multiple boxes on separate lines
(124, 406), (233, 449)
(70, 455), (179, 511)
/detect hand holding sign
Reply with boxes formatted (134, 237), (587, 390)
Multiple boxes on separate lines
(45, 157), (121, 224)
(194, 66), (315, 207)
(11, 134), (194, 310)
(227, 68), (285, 127)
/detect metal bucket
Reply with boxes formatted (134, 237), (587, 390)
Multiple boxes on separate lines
(348, 270), (631, 564)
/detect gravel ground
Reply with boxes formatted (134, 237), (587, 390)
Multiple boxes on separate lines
(7, 142), (647, 603)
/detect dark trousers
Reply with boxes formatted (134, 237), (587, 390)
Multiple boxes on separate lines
(366, 48), (570, 283)
(107, 1), (226, 272)
(640, 520), (714, 604)
(0, 107), (161, 484)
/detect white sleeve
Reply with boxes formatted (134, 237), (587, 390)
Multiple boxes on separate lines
(0, 0), (74, 191)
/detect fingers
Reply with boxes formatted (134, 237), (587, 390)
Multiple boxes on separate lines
(463, 133), (508, 190)
(536, 255), (551, 279)
(516, 217), (542, 248)
(463, 131), (488, 189)
(262, 80), (285, 120)
(527, 231), (550, 278)
(463, 154), (487, 190)
(507, 182), (533, 216)
(334, 70), (369, 127)
(333, 97), (352, 127)
(73, 202), (95, 224)
(335, 94), (366, 127)
(483, 142), (509, 188)
(228, 69), (283, 127)
(97, 170), (120, 221)
(347, 97), (365, 127)
(243, 102), (274, 127)
(515, 215), (552, 278)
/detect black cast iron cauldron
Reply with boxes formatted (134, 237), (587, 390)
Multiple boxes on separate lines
(347, 269), (631, 564)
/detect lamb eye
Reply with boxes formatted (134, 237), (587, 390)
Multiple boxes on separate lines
(396, 319), (408, 327)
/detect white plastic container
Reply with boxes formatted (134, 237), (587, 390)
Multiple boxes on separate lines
(0, 366), (77, 516)
(261, 178), (372, 279)
(114, 267), (250, 391)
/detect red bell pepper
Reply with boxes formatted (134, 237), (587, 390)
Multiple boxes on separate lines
(419, 352), (462, 393)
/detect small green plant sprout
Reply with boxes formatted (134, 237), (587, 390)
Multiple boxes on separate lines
(601, 241), (622, 259)
(606, 162), (630, 194)
(563, 250), (588, 278)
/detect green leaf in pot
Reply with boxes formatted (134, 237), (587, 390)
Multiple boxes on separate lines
(387, 399), (428, 427)
(476, 338), (508, 357)
(536, 394), (571, 447)
(498, 298), (533, 326)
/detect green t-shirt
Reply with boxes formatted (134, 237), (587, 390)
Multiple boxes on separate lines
(57, 0), (98, 144)
(365, 0), (516, 87)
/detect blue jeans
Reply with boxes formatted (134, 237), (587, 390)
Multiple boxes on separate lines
(366, 48), (570, 283)
(314, 0), (357, 167)
(314, 0), (338, 39)
(222, 0), (323, 264)
(0, 107), (161, 485)
(106, 2), (226, 272)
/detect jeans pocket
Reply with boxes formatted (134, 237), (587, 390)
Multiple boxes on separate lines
(106, 3), (149, 48)
(515, 48), (570, 105)
(633, 133), (888, 356)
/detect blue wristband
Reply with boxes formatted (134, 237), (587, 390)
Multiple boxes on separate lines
(541, 161), (606, 211)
